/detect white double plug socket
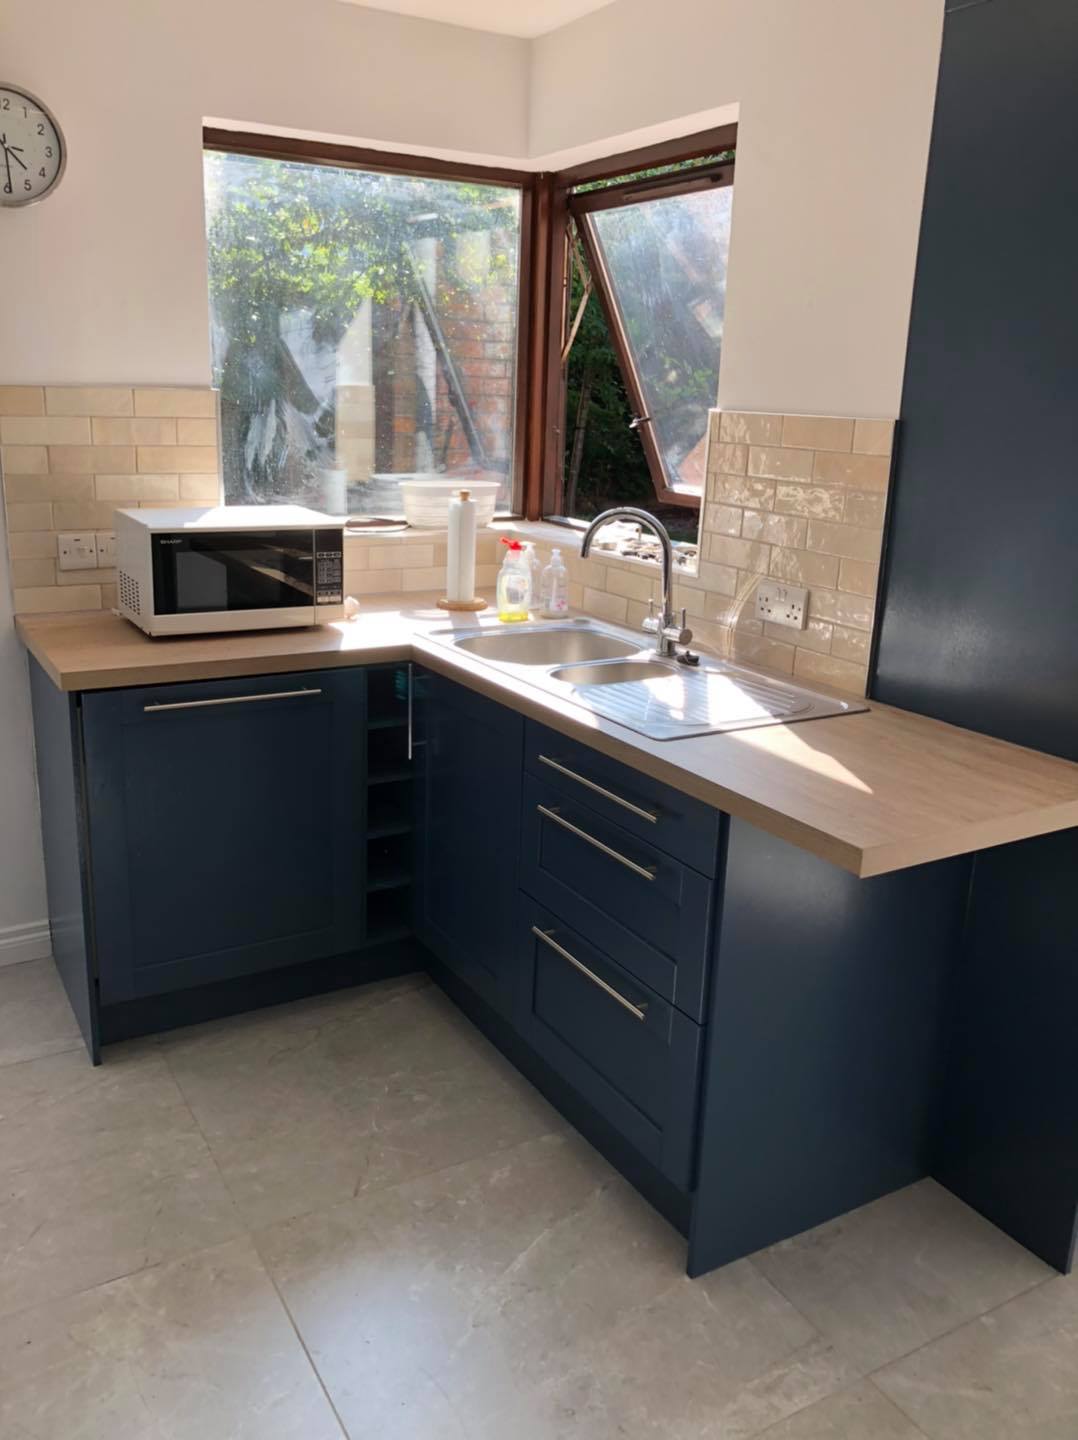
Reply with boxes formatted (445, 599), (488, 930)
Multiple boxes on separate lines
(57, 531), (115, 572)
(755, 579), (808, 630)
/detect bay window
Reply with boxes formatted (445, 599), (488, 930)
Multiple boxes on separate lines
(201, 125), (735, 536)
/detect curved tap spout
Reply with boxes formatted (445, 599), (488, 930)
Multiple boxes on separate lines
(580, 507), (690, 658)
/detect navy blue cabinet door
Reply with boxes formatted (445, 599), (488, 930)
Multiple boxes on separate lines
(82, 668), (366, 1004)
(414, 670), (523, 1018)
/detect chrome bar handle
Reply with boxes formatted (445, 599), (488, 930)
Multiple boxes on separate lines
(531, 926), (647, 1021)
(537, 754), (659, 824)
(536, 804), (657, 881)
(144, 688), (322, 713)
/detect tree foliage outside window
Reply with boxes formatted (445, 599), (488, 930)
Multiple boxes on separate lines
(203, 150), (521, 515)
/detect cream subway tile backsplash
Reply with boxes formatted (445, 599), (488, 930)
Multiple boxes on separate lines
(0, 386), (46, 416)
(133, 388), (217, 417)
(563, 409), (895, 696)
(137, 445), (217, 473)
(50, 446), (137, 475)
(176, 418), (220, 446)
(179, 474), (223, 500)
(719, 411), (783, 446)
(0, 416), (93, 445)
(1, 446), (49, 474)
(781, 415), (855, 452)
(45, 387), (133, 416)
(12, 584), (101, 613)
(0, 386), (221, 613)
(91, 417), (178, 446)
(1, 389), (891, 698)
(95, 474), (180, 502)
(813, 450), (891, 490)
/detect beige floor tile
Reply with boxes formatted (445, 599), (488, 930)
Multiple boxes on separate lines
(875, 1270), (1078, 1439)
(0, 1237), (344, 1439)
(162, 978), (563, 1230)
(753, 1180), (1052, 1374)
(258, 1130), (856, 1439)
(0, 960), (83, 1067)
(0, 1046), (241, 1317)
(755, 1381), (927, 1438)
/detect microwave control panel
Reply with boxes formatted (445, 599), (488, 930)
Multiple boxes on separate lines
(314, 528), (344, 605)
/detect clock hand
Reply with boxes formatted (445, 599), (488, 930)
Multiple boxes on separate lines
(8, 143), (25, 171)
(2, 145), (11, 195)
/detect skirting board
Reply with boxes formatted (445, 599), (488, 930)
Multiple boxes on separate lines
(0, 921), (52, 967)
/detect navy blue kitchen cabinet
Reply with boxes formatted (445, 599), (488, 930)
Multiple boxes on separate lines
(413, 668), (523, 1019)
(82, 668), (368, 1005)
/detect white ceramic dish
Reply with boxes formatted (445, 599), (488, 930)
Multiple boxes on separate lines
(399, 478), (500, 529)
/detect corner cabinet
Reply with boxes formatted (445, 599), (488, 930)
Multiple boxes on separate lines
(412, 668), (522, 1019)
(82, 669), (367, 1005)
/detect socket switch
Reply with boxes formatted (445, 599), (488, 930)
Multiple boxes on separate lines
(94, 531), (116, 566)
(57, 533), (98, 571)
(755, 579), (808, 630)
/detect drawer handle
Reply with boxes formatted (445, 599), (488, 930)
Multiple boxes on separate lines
(537, 754), (659, 824)
(144, 688), (322, 712)
(536, 804), (657, 881)
(531, 926), (648, 1021)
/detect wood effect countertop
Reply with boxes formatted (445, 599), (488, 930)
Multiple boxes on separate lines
(17, 598), (1078, 879)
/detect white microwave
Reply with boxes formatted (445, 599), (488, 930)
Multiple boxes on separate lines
(115, 506), (346, 636)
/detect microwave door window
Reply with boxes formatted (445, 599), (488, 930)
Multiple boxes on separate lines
(153, 530), (314, 614)
(175, 550), (229, 610)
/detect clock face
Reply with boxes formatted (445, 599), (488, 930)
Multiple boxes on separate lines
(0, 84), (65, 207)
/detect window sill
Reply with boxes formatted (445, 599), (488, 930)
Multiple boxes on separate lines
(493, 519), (700, 575)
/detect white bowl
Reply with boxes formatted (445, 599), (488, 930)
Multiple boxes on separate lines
(399, 478), (500, 529)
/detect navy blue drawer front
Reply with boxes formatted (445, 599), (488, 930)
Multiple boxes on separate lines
(521, 774), (713, 1021)
(524, 721), (722, 876)
(518, 900), (702, 1190)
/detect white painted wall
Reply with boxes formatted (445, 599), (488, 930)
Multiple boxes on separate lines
(0, 521), (49, 964)
(0, 0), (530, 385)
(532, 0), (946, 418)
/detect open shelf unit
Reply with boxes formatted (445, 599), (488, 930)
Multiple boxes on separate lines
(365, 664), (414, 945)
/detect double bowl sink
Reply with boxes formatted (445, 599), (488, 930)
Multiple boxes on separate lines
(430, 619), (865, 740)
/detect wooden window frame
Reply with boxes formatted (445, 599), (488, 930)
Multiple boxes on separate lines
(203, 127), (536, 516)
(201, 123), (735, 521)
(528, 123), (737, 520)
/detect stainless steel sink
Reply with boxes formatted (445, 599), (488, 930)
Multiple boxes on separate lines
(429, 619), (866, 739)
(450, 622), (639, 666)
(551, 659), (678, 687)
(549, 655), (825, 738)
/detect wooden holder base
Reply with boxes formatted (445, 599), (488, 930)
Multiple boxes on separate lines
(437, 596), (488, 612)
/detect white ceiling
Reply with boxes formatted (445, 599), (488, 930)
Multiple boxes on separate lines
(339, 0), (616, 39)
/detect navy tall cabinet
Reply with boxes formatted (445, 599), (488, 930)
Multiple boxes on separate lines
(873, 0), (1078, 1271)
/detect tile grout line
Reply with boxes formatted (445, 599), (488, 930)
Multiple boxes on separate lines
(155, 1037), (351, 1438)
(247, 1227), (354, 1440)
(858, 1267), (1063, 1435)
(743, 1226), (1059, 1412)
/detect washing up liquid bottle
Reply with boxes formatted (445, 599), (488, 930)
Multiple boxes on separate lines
(539, 548), (569, 617)
(496, 538), (532, 622)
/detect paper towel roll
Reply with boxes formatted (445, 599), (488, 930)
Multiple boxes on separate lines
(446, 489), (478, 604)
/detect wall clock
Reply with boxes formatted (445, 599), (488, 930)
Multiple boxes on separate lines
(0, 83), (66, 207)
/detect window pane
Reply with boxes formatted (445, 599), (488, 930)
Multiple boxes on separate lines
(588, 184), (733, 493)
(561, 233), (699, 543)
(203, 150), (521, 515)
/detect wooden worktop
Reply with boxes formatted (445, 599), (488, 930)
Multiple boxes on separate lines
(17, 599), (1078, 878)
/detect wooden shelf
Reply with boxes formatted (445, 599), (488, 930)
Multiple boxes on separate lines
(367, 767), (412, 786)
(367, 868), (412, 893)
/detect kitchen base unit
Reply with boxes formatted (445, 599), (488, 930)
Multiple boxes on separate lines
(25, 652), (1078, 1280)
(28, 657), (422, 1062)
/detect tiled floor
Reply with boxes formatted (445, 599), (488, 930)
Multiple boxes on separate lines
(0, 959), (1073, 1438)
